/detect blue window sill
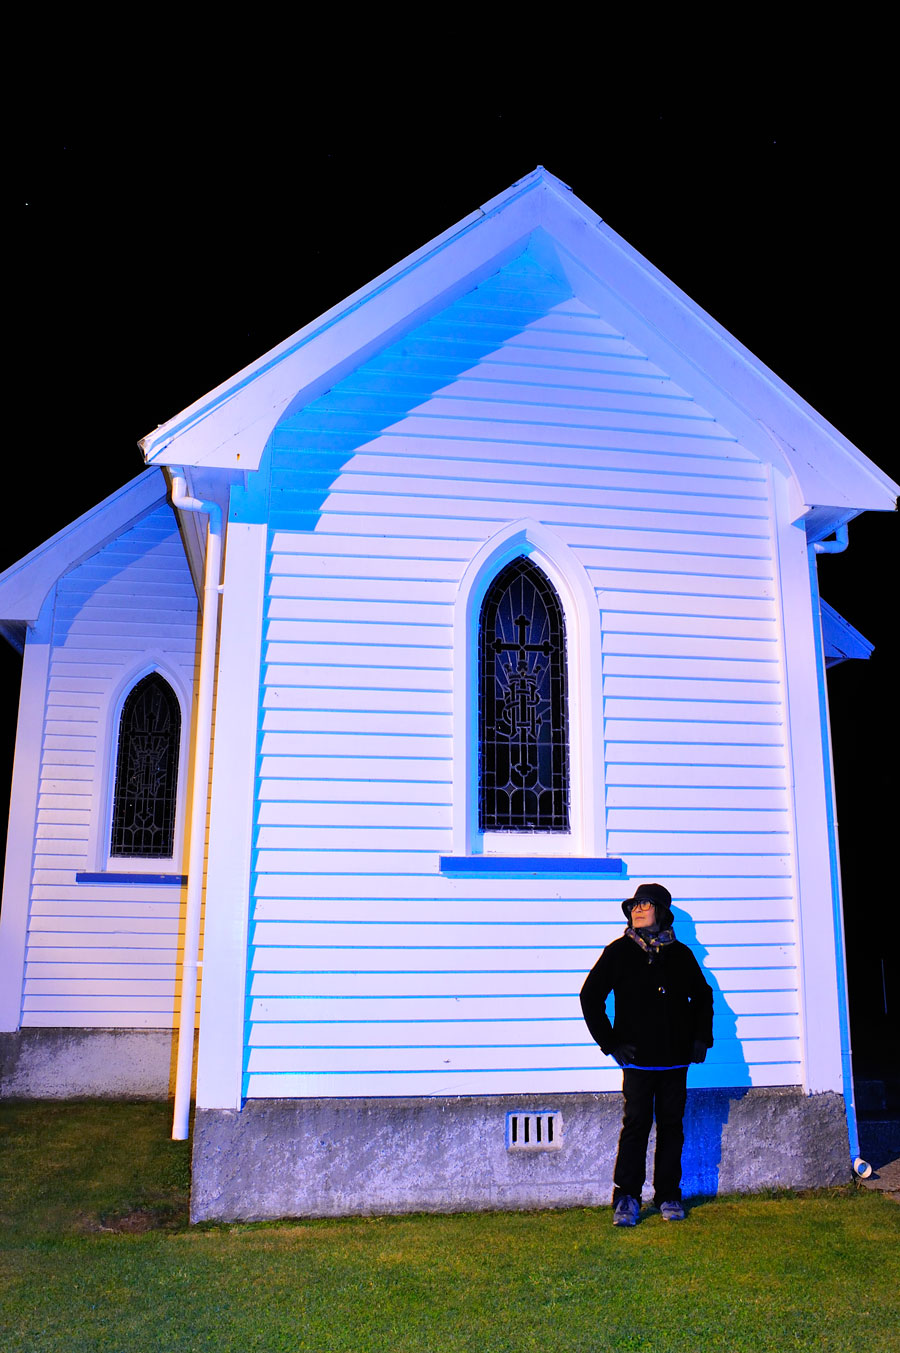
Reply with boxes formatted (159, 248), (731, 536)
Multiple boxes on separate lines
(439, 856), (626, 880)
(75, 872), (187, 886)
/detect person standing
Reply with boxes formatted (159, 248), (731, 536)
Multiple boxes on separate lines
(580, 883), (713, 1226)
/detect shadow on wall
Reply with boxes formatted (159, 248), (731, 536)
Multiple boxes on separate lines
(672, 905), (752, 1197)
(265, 252), (576, 533)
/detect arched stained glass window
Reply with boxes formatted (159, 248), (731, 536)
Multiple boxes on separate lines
(110, 674), (181, 858)
(478, 556), (569, 832)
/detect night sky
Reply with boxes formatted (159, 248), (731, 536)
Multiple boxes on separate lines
(7, 71), (897, 1060)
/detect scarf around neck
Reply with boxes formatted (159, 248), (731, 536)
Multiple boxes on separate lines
(626, 925), (675, 957)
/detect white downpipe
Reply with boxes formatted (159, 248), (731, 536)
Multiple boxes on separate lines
(170, 470), (224, 1141)
(813, 523), (849, 554)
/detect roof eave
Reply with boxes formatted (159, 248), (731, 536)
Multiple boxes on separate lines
(0, 469), (167, 627)
(138, 169), (565, 472)
(138, 167), (899, 519)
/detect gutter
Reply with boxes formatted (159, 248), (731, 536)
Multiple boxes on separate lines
(169, 470), (224, 1141)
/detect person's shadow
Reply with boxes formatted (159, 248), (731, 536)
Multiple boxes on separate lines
(670, 905), (752, 1200)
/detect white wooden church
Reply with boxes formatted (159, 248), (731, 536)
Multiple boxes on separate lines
(1, 170), (896, 1219)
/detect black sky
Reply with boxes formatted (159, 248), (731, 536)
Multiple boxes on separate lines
(6, 60), (897, 1054)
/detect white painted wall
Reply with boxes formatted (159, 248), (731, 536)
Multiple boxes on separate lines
(239, 249), (805, 1099)
(19, 504), (199, 1029)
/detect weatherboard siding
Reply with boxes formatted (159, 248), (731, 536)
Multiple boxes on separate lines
(245, 253), (798, 1097)
(22, 505), (198, 1029)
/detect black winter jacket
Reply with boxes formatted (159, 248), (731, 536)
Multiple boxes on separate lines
(580, 933), (713, 1069)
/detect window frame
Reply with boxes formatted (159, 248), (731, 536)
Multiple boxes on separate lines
(450, 519), (605, 860)
(89, 663), (191, 876)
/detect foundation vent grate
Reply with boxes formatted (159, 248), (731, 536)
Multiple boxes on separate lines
(506, 1110), (562, 1152)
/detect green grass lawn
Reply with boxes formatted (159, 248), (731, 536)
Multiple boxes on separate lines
(1, 1101), (897, 1353)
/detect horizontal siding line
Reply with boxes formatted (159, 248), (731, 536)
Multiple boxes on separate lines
(247, 970), (597, 978)
(259, 681), (453, 692)
(301, 399), (720, 429)
(297, 521), (771, 545)
(243, 1064), (802, 1079)
(268, 550), (769, 570)
(246, 1043), (598, 1052)
(597, 591), (773, 603)
(268, 572), (461, 585)
(278, 422), (738, 448)
(266, 542), (475, 556)
(275, 505), (770, 530)
(596, 842), (790, 849)
(249, 941), (793, 952)
(257, 777), (449, 784)
(589, 549), (771, 561)
(273, 473), (768, 503)
(339, 375), (689, 401)
(273, 447), (761, 478)
(601, 673), (778, 684)
(398, 335), (644, 356)
(274, 435), (756, 465)
(359, 353), (655, 374)
(58, 546), (185, 566)
(249, 973), (797, 984)
(422, 308), (609, 326)
(423, 312), (620, 330)
(268, 523), (767, 546)
(265, 615), (452, 631)
(282, 506), (774, 530)
(263, 641), (452, 652)
(603, 656), (777, 667)
(399, 326), (636, 346)
(55, 594), (197, 609)
(315, 386), (702, 413)
(249, 1006), (579, 1017)
(284, 871), (792, 882)
(25, 963), (178, 971)
(604, 758), (784, 765)
(248, 912), (794, 921)
(593, 569), (773, 583)
(257, 734), (451, 745)
(247, 919), (792, 930)
(254, 852), (439, 860)
(274, 487), (769, 517)
(255, 790), (446, 800)
(249, 896), (794, 906)
(601, 714), (783, 724)
(266, 568), (769, 590)
(247, 992), (581, 1000)
(248, 988), (798, 999)
(247, 997), (794, 1007)
(611, 785), (783, 793)
(241, 1069), (600, 1077)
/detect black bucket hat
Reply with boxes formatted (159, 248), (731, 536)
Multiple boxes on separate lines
(622, 882), (674, 928)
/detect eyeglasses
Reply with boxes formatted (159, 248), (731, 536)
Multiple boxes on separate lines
(630, 901), (655, 910)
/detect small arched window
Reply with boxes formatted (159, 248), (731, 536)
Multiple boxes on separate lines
(110, 673), (181, 859)
(478, 556), (569, 832)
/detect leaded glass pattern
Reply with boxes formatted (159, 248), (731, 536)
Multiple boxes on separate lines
(110, 674), (181, 858)
(478, 557), (569, 832)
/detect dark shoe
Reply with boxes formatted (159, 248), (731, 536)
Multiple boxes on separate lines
(659, 1200), (685, 1221)
(613, 1195), (640, 1227)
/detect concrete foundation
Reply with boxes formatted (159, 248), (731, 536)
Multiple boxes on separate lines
(191, 1088), (850, 1222)
(0, 1028), (177, 1099)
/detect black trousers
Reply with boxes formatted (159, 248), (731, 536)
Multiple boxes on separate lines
(612, 1066), (688, 1206)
